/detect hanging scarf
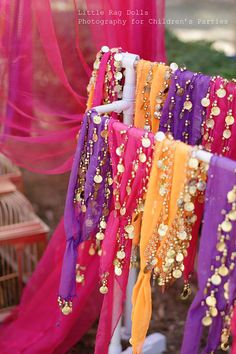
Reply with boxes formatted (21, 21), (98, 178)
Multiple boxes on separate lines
(159, 69), (211, 145)
(181, 155), (236, 354)
(94, 119), (154, 354)
(134, 60), (171, 133)
(131, 138), (208, 353)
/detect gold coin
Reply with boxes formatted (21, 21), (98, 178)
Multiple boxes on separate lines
(114, 53), (123, 62)
(114, 71), (123, 80)
(189, 158), (199, 169)
(218, 265), (229, 277)
(81, 204), (87, 213)
(211, 106), (220, 116)
(94, 174), (103, 183)
(206, 119), (215, 129)
(126, 186), (131, 194)
(76, 274), (84, 283)
(211, 274), (221, 286)
(116, 147), (122, 156)
(128, 233), (134, 240)
(177, 87), (184, 96)
(189, 185), (197, 195)
(224, 282), (229, 292)
(117, 250), (125, 260)
(225, 115), (234, 125)
(108, 177), (113, 185)
(184, 100), (193, 110)
(206, 295), (216, 307)
(227, 190), (236, 203)
(221, 343), (229, 351)
(176, 253), (184, 262)
(202, 315), (212, 327)
(125, 224), (135, 233)
(201, 97), (210, 107)
(99, 285), (108, 294)
(115, 266), (122, 276)
(93, 133), (98, 142)
(142, 137), (151, 148)
(217, 241), (226, 252)
(221, 220), (232, 232)
(89, 247), (96, 256)
(96, 232), (105, 241)
(167, 249), (175, 257)
(177, 231), (187, 240)
(139, 153), (147, 163)
(210, 307), (218, 317)
(117, 164), (125, 173)
(173, 269), (182, 279)
(184, 202), (194, 212)
(101, 45), (109, 53)
(120, 207), (126, 216)
(197, 181), (206, 192)
(216, 88), (226, 98)
(223, 129), (231, 139)
(100, 220), (107, 229)
(93, 115), (102, 124)
(229, 210), (236, 221)
(158, 224), (168, 237)
(101, 130), (108, 138)
(62, 305), (72, 315)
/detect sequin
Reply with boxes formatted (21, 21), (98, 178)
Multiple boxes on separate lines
(210, 307), (218, 317)
(177, 230), (187, 240)
(176, 253), (184, 262)
(184, 202), (194, 212)
(125, 224), (135, 233)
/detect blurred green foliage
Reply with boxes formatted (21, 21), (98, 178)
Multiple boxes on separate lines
(166, 30), (236, 80)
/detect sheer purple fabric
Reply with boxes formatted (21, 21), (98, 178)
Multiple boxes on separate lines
(59, 109), (113, 302)
(181, 155), (236, 354)
(159, 69), (211, 145)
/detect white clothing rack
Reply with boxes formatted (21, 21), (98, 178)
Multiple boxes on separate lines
(93, 51), (213, 354)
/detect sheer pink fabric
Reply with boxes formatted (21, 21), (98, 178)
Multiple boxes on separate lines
(0, 0), (166, 352)
(0, 0), (166, 174)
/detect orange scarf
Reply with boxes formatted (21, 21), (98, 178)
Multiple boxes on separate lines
(131, 137), (191, 353)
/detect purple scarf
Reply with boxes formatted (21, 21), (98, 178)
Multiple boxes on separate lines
(181, 155), (236, 354)
(59, 109), (113, 302)
(159, 69), (211, 145)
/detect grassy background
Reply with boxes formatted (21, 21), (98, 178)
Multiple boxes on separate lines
(166, 30), (236, 80)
